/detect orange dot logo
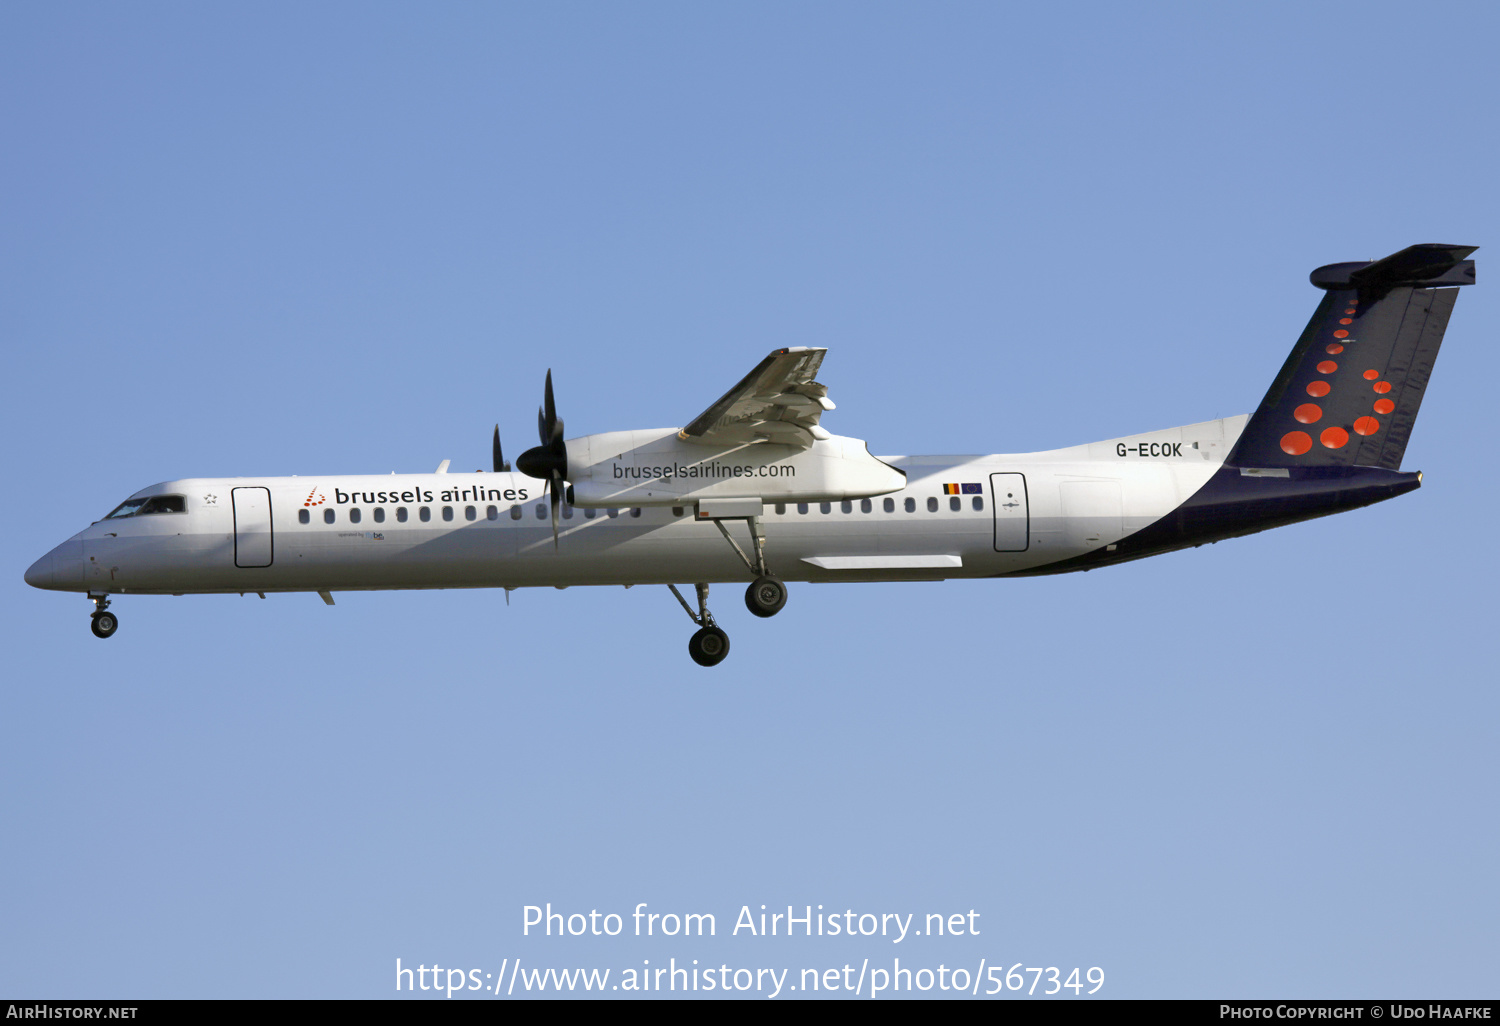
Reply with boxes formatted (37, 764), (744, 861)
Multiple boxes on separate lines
(1294, 403), (1322, 424)
(1317, 360), (1338, 374)
(1281, 431), (1312, 455)
(1373, 381), (1392, 394)
(1343, 308), (1356, 315)
(1333, 330), (1349, 338)
(1306, 381), (1331, 397)
(1326, 343), (1344, 354)
(1353, 416), (1380, 436)
(1320, 426), (1349, 449)
(1339, 318), (1352, 325)
(1363, 369), (1379, 380)
(1373, 398), (1395, 415)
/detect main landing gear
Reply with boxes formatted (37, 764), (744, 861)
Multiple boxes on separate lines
(89, 593), (118, 639)
(668, 513), (790, 666)
(669, 583), (731, 667)
(744, 575), (787, 618)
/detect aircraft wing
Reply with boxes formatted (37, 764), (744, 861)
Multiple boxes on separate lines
(678, 347), (835, 448)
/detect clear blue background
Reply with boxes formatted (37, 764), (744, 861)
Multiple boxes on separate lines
(3, 1), (1495, 999)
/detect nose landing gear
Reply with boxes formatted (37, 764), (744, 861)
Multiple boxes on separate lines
(89, 594), (118, 639)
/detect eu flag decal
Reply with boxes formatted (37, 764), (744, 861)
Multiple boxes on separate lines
(961, 483), (982, 495)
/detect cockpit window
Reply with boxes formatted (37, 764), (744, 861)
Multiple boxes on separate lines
(103, 495), (185, 519)
(141, 495), (185, 514)
(104, 498), (149, 519)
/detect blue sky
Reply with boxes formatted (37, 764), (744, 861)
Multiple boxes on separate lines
(3, 2), (1496, 999)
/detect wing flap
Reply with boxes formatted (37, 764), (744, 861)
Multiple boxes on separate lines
(680, 347), (833, 448)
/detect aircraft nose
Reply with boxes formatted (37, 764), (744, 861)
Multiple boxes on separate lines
(25, 539), (83, 591)
(24, 550), (55, 588)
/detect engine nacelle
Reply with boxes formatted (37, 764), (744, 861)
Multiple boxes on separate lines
(565, 428), (905, 507)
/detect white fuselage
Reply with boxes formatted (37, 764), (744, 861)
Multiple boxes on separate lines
(27, 418), (1245, 596)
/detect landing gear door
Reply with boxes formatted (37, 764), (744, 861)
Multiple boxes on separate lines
(232, 487), (273, 568)
(990, 473), (1029, 552)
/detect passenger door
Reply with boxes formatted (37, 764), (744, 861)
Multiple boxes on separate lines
(990, 473), (1029, 552)
(232, 487), (274, 568)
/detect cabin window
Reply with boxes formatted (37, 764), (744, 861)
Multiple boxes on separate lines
(883, 498), (895, 513)
(673, 506), (684, 517)
(797, 502), (809, 515)
(536, 504), (546, 519)
(298, 509), (310, 525)
(420, 506), (431, 522)
(630, 508), (641, 518)
(606, 508), (617, 518)
(819, 502), (832, 514)
(350, 508), (362, 523)
(905, 497), (916, 513)
(442, 506), (454, 521)
(396, 507), (408, 522)
(373, 508), (385, 523)
(510, 505), (522, 520)
(584, 507), (596, 520)
(775, 503), (786, 515)
(324, 508), (336, 524)
(949, 496), (961, 512)
(927, 497), (939, 513)
(562, 505), (574, 520)
(462, 505), (474, 521)
(972, 496), (984, 511)
(861, 499), (872, 513)
(487, 506), (498, 521)
(841, 500), (852, 514)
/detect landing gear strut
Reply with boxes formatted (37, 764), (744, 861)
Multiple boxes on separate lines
(669, 583), (730, 667)
(710, 514), (789, 619)
(89, 593), (118, 639)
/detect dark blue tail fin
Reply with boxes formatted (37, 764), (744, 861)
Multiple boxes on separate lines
(1228, 244), (1476, 470)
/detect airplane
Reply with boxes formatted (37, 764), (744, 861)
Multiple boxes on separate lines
(24, 243), (1476, 666)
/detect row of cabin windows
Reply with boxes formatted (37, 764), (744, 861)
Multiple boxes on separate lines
(298, 505), (645, 525)
(299, 495), (982, 525)
(661, 496), (983, 517)
(770, 496), (982, 514)
(538, 506), (644, 521)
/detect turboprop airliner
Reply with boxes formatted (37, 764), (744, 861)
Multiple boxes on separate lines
(25, 244), (1476, 665)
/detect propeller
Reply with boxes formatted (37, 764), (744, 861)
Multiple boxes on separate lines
(492, 425), (510, 472)
(515, 370), (567, 548)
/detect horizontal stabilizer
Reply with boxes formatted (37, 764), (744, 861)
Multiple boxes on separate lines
(1310, 243), (1476, 291)
(1230, 245), (1476, 471)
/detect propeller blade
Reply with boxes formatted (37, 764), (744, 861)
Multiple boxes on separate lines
(549, 480), (561, 549)
(517, 368), (568, 552)
(544, 370), (557, 442)
(492, 425), (510, 473)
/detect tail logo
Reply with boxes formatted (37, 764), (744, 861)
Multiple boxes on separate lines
(1278, 296), (1394, 456)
